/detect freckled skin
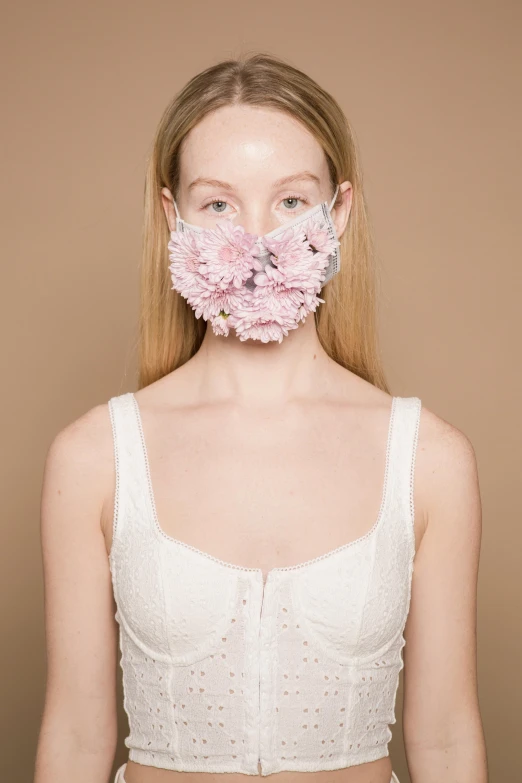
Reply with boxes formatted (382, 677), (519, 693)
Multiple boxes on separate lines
(161, 104), (353, 238)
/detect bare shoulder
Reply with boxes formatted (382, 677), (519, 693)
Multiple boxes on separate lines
(415, 402), (481, 537)
(42, 399), (114, 540)
(417, 402), (476, 459)
(45, 399), (113, 482)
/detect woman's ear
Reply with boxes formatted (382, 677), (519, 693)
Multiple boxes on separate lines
(161, 187), (177, 232)
(333, 181), (353, 239)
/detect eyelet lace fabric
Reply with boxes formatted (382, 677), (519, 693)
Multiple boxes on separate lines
(107, 393), (421, 776)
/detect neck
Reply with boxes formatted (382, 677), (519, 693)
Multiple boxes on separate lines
(188, 313), (336, 408)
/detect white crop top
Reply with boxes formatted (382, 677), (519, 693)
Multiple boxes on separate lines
(107, 392), (421, 776)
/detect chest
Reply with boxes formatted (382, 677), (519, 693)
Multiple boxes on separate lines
(130, 402), (394, 575)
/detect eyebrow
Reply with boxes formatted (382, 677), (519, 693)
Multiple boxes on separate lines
(187, 170), (322, 192)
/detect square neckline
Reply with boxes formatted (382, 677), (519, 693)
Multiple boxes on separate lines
(129, 392), (398, 582)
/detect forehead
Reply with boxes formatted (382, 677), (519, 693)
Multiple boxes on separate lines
(178, 104), (330, 188)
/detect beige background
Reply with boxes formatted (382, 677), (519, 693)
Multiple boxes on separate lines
(1, 1), (520, 781)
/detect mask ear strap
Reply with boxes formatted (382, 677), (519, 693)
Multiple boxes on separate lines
(172, 198), (181, 220)
(328, 184), (340, 212)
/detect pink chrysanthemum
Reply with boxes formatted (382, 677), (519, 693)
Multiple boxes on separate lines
(167, 230), (210, 302)
(248, 267), (325, 329)
(230, 286), (302, 343)
(296, 291), (326, 323)
(197, 218), (260, 289)
(243, 218), (335, 337)
(301, 215), (340, 256)
(168, 228), (255, 325)
(189, 281), (252, 323)
(168, 210), (339, 341)
(254, 248), (329, 294)
(209, 311), (232, 337)
(261, 226), (309, 269)
(255, 223), (331, 295)
(281, 249), (331, 293)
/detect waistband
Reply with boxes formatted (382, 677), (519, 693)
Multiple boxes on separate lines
(114, 763), (400, 782)
(114, 764), (127, 783)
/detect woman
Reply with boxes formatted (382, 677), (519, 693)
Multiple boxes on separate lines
(35, 53), (487, 783)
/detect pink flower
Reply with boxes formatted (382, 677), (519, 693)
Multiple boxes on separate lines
(296, 292), (326, 322)
(167, 230), (210, 302)
(280, 248), (330, 293)
(230, 286), (302, 343)
(254, 242), (330, 295)
(252, 262), (286, 287)
(256, 216), (336, 294)
(262, 227), (309, 269)
(301, 214), (340, 256)
(197, 218), (260, 289)
(168, 228), (255, 324)
(189, 281), (252, 323)
(168, 209), (340, 342)
(209, 311), (232, 337)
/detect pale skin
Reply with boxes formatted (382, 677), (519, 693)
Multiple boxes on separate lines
(35, 105), (487, 783)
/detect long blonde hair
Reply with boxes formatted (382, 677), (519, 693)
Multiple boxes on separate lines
(138, 52), (389, 393)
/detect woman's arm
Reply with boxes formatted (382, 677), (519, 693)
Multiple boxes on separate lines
(34, 404), (118, 783)
(402, 408), (488, 782)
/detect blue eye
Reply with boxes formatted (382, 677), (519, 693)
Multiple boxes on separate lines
(208, 200), (228, 213)
(282, 196), (309, 210)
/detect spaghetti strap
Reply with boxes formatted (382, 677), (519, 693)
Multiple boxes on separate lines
(107, 392), (153, 552)
(385, 396), (422, 536)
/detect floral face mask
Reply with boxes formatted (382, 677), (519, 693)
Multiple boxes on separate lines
(167, 185), (341, 343)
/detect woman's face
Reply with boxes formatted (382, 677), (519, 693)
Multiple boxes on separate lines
(162, 104), (352, 239)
